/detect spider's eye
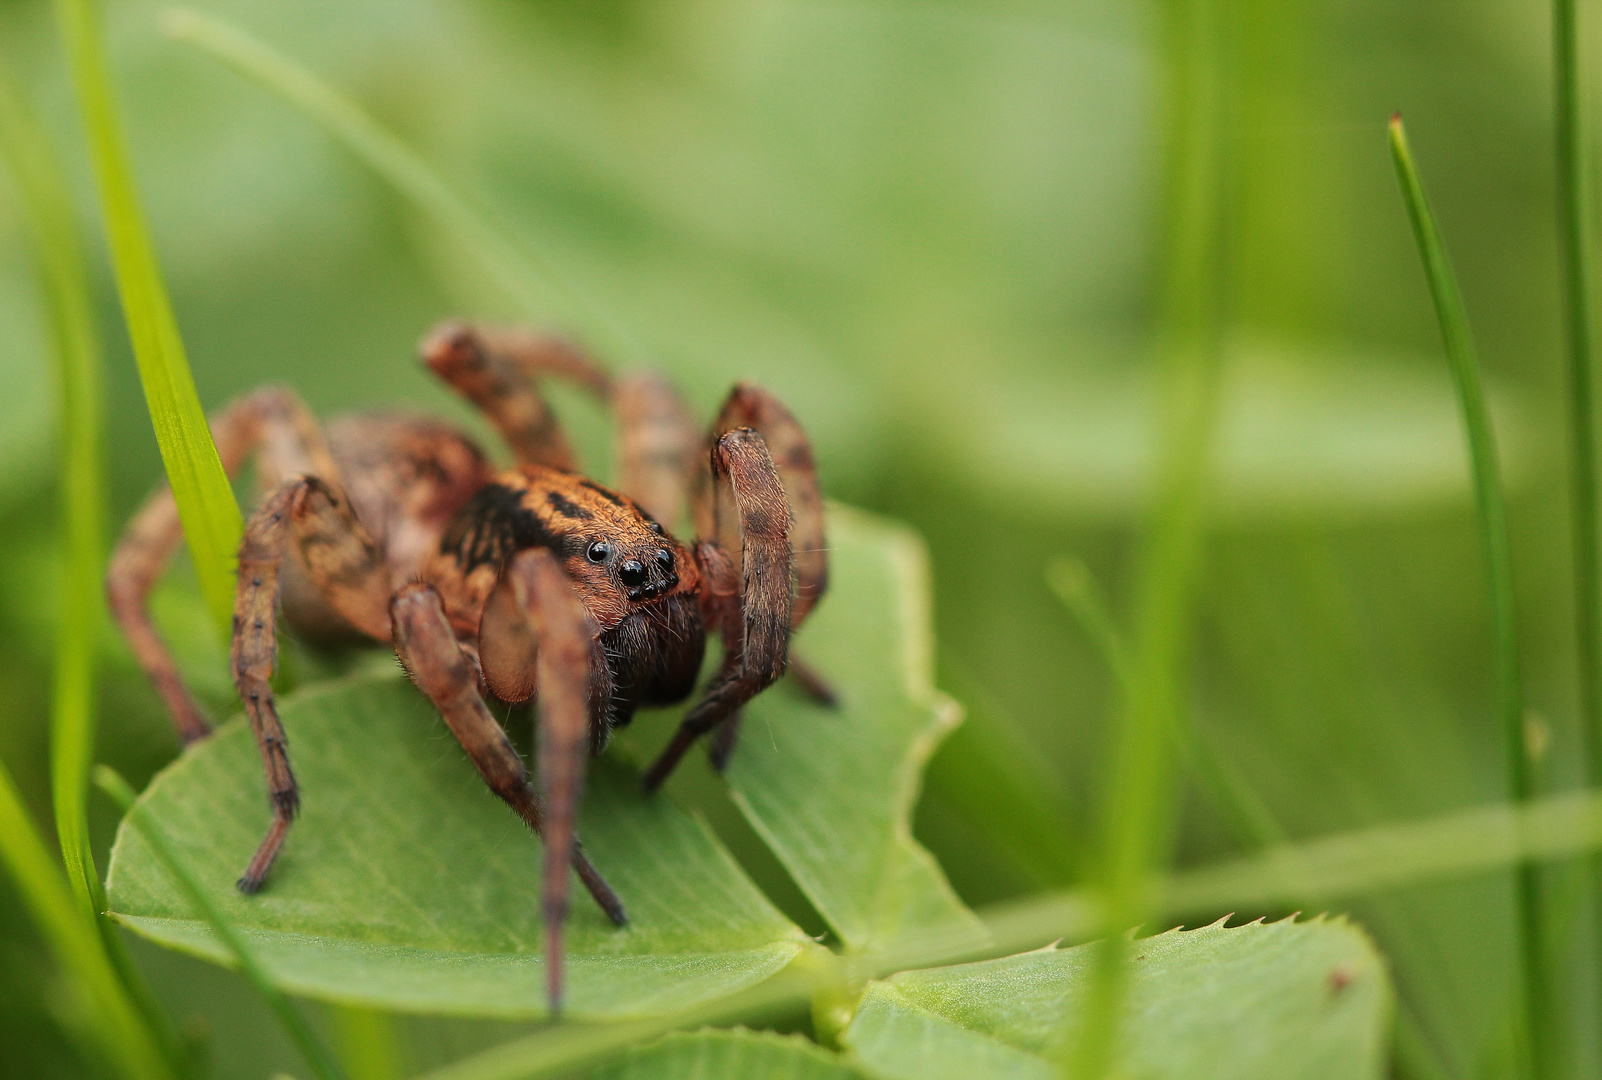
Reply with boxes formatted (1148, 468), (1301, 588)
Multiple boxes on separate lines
(649, 521), (665, 535)
(619, 560), (648, 587)
(586, 541), (610, 563)
(655, 549), (674, 573)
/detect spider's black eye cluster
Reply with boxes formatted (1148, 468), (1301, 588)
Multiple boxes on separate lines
(621, 547), (680, 602)
(586, 541), (610, 563)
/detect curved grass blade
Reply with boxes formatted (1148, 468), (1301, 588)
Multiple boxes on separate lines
(0, 57), (191, 1077)
(161, 8), (646, 366)
(1388, 113), (1544, 1076)
(0, 755), (174, 1080)
(0, 51), (104, 925)
(95, 766), (348, 1080)
(52, 0), (241, 632)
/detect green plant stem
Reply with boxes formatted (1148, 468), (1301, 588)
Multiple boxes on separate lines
(1048, 557), (1284, 851)
(0, 58), (192, 1079)
(1066, 0), (1226, 1074)
(330, 1006), (402, 1080)
(162, 8), (647, 366)
(1388, 114), (1544, 1078)
(1555, 0), (1600, 786)
(0, 48), (104, 926)
(1552, 0), (1602, 1060)
(0, 755), (174, 1080)
(1049, 554), (1451, 1079)
(95, 767), (348, 1080)
(52, 0), (241, 633)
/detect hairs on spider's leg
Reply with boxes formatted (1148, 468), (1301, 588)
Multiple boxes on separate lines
(520, 549), (596, 1016)
(643, 428), (792, 789)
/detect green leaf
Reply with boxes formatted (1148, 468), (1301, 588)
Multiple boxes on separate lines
(53, 0), (242, 630)
(722, 507), (986, 957)
(844, 918), (1391, 1080)
(585, 1029), (867, 1080)
(105, 675), (807, 1019)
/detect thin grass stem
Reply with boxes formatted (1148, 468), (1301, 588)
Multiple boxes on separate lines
(1555, 0), (1600, 787)
(1048, 557), (1283, 851)
(161, 8), (648, 366)
(0, 48), (104, 926)
(1388, 113), (1545, 1078)
(52, 0), (241, 633)
(1064, 0), (1226, 1073)
(331, 1006), (403, 1080)
(1552, 0), (1602, 1061)
(0, 755), (174, 1080)
(0, 56), (192, 1078)
(95, 766), (348, 1080)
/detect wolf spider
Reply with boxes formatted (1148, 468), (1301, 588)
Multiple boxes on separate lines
(107, 322), (830, 1012)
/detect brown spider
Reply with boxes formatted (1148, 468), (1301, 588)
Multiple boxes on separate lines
(107, 322), (830, 1012)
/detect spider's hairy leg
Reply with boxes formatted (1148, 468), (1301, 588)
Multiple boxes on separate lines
(232, 475), (389, 892)
(421, 322), (612, 471)
(613, 371), (699, 530)
(392, 577), (626, 1011)
(108, 386), (338, 746)
(643, 429), (793, 791)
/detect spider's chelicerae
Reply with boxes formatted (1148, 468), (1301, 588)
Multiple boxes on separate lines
(108, 323), (831, 1011)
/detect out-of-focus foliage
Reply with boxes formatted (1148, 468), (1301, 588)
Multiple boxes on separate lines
(0, 0), (1589, 1076)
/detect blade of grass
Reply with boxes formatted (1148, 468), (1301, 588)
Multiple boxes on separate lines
(94, 766), (348, 1080)
(1389, 114), (1546, 1077)
(52, 0), (240, 633)
(0, 49), (104, 926)
(1065, 0), (1226, 1071)
(1047, 556), (1285, 851)
(1048, 555), (1455, 1079)
(160, 7), (647, 366)
(0, 754), (174, 1080)
(1552, 0), (1602, 1054)
(0, 56), (192, 1078)
(330, 1006), (402, 1080)
(1555, 0), (1599, 792)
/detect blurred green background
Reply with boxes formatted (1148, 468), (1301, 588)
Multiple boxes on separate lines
(0, 0), (1591, 1076)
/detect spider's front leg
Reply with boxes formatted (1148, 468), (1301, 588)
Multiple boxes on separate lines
(109, 386), (340, 745)
(232, 475), (392, 892)
(392, 553), (626, 1015)
(642, 428), (793, 791)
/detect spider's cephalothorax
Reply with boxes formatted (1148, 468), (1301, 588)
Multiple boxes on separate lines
(107, 322), (830, 1013)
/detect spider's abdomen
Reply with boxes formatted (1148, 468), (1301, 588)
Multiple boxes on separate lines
(423, 465), (700, 638)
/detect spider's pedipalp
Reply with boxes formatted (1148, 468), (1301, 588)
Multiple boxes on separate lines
(521, 549), (600, 1015)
